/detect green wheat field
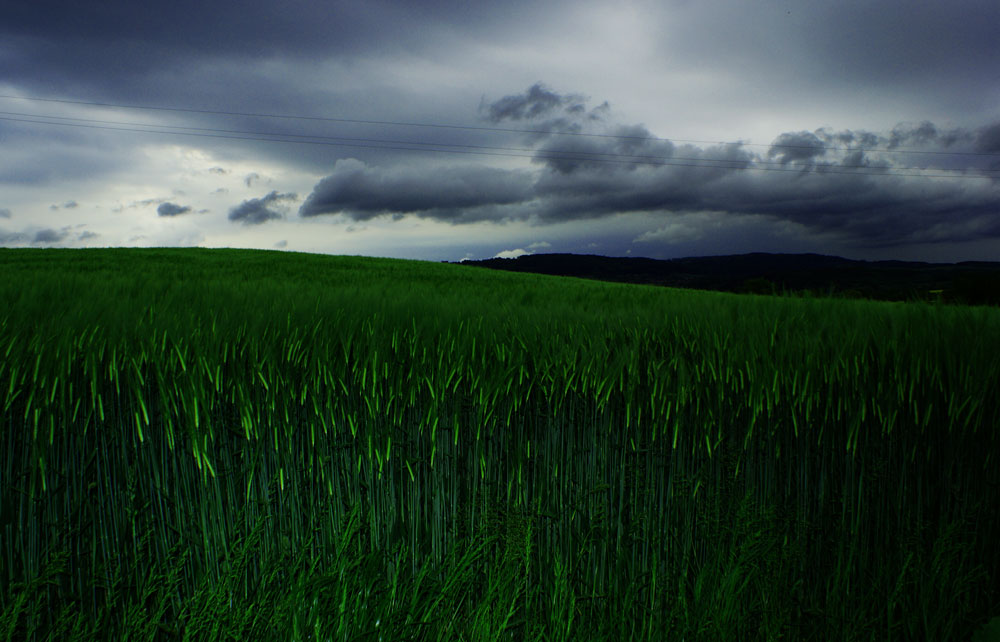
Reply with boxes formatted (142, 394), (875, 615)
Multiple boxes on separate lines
(1, 247), (998, 641)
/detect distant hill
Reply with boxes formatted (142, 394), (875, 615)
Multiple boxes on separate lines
(447, 252), (1000, 306)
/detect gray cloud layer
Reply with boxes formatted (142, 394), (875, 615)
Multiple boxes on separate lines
(300, 85), (1000, 248)
(1, 0), (549, 103)
(4, 2), (998, 258)
(8, 1), (996, 143)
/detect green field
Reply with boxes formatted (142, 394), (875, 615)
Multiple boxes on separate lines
(1, 247), (998, 641)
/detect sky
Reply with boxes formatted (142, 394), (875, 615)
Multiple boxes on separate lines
(2, 0), (999, 263)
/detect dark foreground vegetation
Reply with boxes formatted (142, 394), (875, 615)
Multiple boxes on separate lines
(2, 248), (999, 641)
(452, 252), (1000, 307)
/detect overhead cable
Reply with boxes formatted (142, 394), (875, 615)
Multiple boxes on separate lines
(3, 114), (994, 180)
(2, 93), (998, 158)
(3, 110), (994, 175)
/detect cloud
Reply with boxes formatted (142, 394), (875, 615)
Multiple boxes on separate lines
(534, 123), (682, 175)
(33, 228), (69, 244)
(494, 248), (530, 259)
(635, 220), (709, 245)
(244, 172), (261, 187)
(632, 211), (753, 249)
(48, 200), (80, 210)
(878, 121), (981, 157)
(0, 208), (11, 219)
(229, 190), (297, 225)
(2, 1), (552, 94)
(157, 202), (192, 217)
(481, 82), (586, 123)
(299, 158), (535, 222)
(766, 131), (827, 167)
(79, 230), (100, 240)
(0, 228), (28, 244)
(299, 85), (1000, 248)
(208, 167), (228, 175)
(975, 123), (1000, 155)
(274, 239), (288, 248)
(494, 242), (552, 258)
(126, 198), (165, 209)
(534, 140), (999, 247)
(645, 2), (1000, 118)
(479, 84), (611, 145)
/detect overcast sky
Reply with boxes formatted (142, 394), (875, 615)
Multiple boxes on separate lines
(2, 0), (999, 263)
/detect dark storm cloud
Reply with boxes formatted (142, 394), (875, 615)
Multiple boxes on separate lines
(301, 85), (1000, 248)
(33, 228), (68, 244)
(0, 208), (11, 218)
(533, 124), (683, 174)
(1, 0), (560, 184)
(5, 0), (547, 58)
(157, 202), (192, 217)
(655, 2), (1000, 118)
(228, 190), (297, 225)
(976, 123), (1000, 154)
(766, 132), (826, 167)
(299, 159), (535, 222)
(528, 117), (1000, 246)
(1, 0), (549, 101)
(887, 121), (972, 150)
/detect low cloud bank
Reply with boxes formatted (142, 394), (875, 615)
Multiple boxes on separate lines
(298, 84), (1000, 247)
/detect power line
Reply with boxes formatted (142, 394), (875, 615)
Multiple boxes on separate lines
(3, 109), (993, 175)
(2, 93), (997, 159)
(3, 114), (995, 180)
